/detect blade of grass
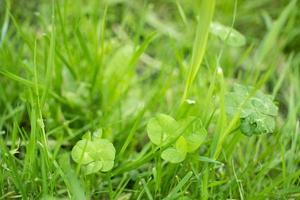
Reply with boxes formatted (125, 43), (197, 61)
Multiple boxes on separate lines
(164, 171), (193, 200)
(181, 0), (215, 103)
(254, 0), (297, 68)
(0, 0), (10, 46)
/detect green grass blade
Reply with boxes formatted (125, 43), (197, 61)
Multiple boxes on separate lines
(254, 0), (297, 67)
(181, 0), (215, 103)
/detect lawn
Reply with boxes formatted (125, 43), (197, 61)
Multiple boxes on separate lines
(0, 0), (299, 199)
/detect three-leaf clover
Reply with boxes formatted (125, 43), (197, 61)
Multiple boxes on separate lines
(71, 131), (116, 175)
(225, 84), (278, 136)
(147, 114), (207, 163)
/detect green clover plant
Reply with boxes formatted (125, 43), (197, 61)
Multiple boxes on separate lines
(225, 84), (278, 136)
(71, 130), (116, 175)
(147, 114), (207, 163)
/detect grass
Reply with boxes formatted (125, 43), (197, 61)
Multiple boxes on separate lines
(0, 0), (300, 199)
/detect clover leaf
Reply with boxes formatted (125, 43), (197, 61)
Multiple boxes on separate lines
(147, 114), (207, 163)
(160, 135), (187, 163)
(179, 117), (207, 153)
(147, 114), (180, 146)
(71, 132), (115, 174)
(161, 147), (186, 163)
(225, 84), (278, 136)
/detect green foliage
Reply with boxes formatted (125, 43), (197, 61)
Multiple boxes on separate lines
(225, 84), (278, 136)
(71, 131), (116, 174)
(147, 114), (207, 163)
(0, 0), (298, 198)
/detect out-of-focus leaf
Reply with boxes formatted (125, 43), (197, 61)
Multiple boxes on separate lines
(71, 134), (115, 174)
(225, 84), (278, 136)
(210, 22), (246, 47)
